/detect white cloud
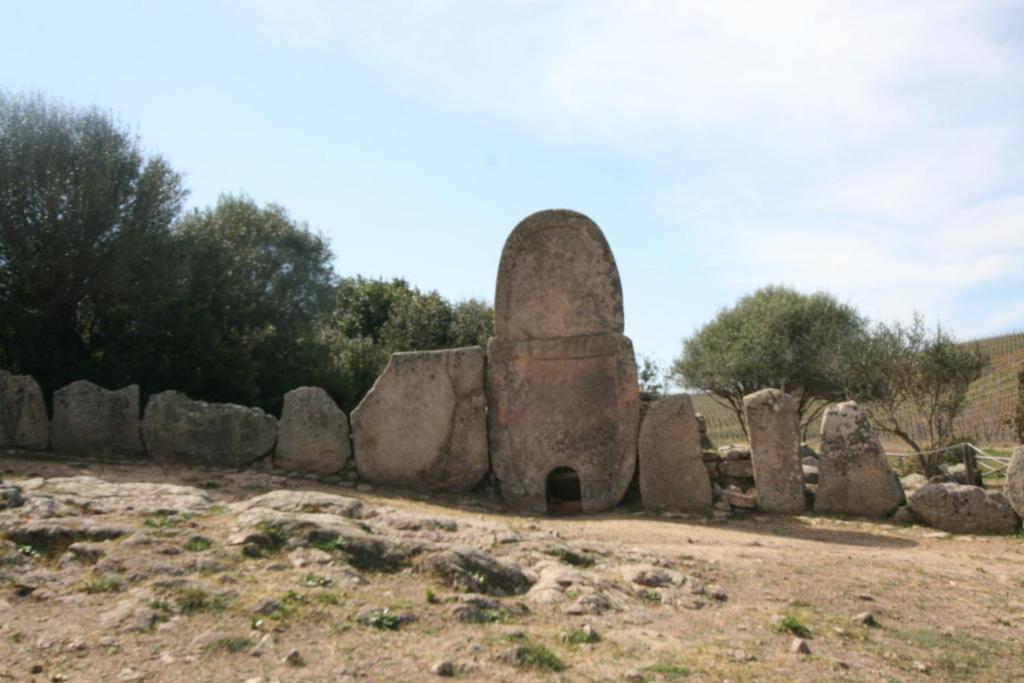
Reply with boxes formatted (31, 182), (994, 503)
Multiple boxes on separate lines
(233, 0), (1024, 335)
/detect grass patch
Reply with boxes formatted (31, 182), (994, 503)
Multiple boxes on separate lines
(311, 536), (346, 553)
(637, 589), (662, 604)
(887, 626), (1021, 679)
(644, 659), (691, 682)
(203, 635), (253, 655)
(504, 633), (566, 672)
(175, 585), (228, 613)
(185, 537), (213, 552)
(144, 512), (187, 529)
(302, 573), (333, 588)
(360, 609), (402, 630)
(79, 575), (123, 594)
(771, 614), (811, 638)
(543, 545), (595, 567)
(206, 503), (228, 516)
(562, 627), (601, 646)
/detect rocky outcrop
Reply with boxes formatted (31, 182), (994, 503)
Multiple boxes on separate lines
(743, 389), (805, 514)
(51, 380), (144, 459)
(0, 370), (48, 450)
(352, 347), (488, 492)
(274, 387), (351, 475)
(815, 401), (904, 518)
(638, 395), (712, 511)
(909, 482), (1020, 535)
(142, 391), (277, 467)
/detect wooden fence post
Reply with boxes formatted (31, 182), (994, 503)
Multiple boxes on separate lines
(962, 443), (980, 486)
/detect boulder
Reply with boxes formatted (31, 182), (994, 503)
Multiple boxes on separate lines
(51, 380), (144, 459)
(274, 387), (351, 475)
(1005, 446), (1024, 517)
(722, 487), (757, 509)
(743, 388), (805, 514)
(142, 391), (277, 467)
(718, 444), (751, 461)
(900, 473), (930, 492)
(908, 483), (1020, 535)
(815, 401), (904, 518)
(352, 347), (488, 492)
(487, 210), (639, 514)
(638, 395), (712, 511)
(0, 370), (48, 450)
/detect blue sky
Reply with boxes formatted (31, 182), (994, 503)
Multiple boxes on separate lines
(3, 1), (1023, 375)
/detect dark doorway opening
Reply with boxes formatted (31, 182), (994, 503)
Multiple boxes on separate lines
(546, 467), (582, 515)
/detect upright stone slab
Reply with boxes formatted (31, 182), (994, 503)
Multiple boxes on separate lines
(275, 387), (351, 475)
(1005, 446), (1024, 518)
(0, 370), (48, 451)
(743, 389), (805, 514)
(142, 391), (277, 467)
(815, 401), (904, 518)
(51, 380), (145, 459)
(639, 395), (711, 511)
(352, 347), (488, 492)
(488, 210), (639, 514)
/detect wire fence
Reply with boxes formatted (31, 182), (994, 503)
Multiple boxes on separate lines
(887, 442), (1011, 480)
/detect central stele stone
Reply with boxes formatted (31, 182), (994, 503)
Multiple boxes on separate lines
(487, 209), (639, 513)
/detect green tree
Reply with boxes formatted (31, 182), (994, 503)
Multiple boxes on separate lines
(0, 91), (186, 392)
(671, 285), (867, 436)
(318, 277), (494, 412)
(161, 195), (336, 410)
(841, 316), (988, 474)
(637, 354), (665, 419)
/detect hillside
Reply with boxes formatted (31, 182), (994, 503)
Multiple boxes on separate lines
(692, 331), (1024, 450)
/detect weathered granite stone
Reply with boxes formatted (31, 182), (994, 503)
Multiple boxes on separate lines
(815, 401), (904, 518)
(743, 389), (805, 514)
(488, 331), (639, 513)
(909, 483), (1020, 535)
(718, 444), (751, 460)
(1005, 446), (1024, 518)
(638, 395), (712, 511)
(352, 347), (488, 492)
(142, 391), (277, 467)
(488, 210), (639, 514)
(274, 387), (350, 475)
(494, 209), (623, 341)
(51, 380), (144, 459)
(0, 370), (48, 450)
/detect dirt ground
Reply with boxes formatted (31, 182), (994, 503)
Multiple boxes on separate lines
(2, 453), (1023, 683)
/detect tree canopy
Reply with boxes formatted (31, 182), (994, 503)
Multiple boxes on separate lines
(0, 91), (495, 414)
(671, 285), (866, 435)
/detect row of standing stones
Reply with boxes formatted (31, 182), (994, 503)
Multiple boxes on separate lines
(1, 208), (1022, 535)
(641, 387), (1024, 535)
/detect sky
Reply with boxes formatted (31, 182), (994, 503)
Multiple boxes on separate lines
(3, 1), (1023, 375)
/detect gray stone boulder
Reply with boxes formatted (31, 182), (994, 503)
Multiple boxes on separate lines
(352, 347), (488, 492)
(815, 401), (904, 518)
(0, 370), (48, 450)
(142, 391), (277, 466)
(909, 483), (1020, 535)
(900, 472), (930, 492)
(638, 395), (712, 511)
(743, 389), (805, 514)
(274, 387), (350, 475)
(1004, 446), (1024, 517)
(51, 380), (144, 459)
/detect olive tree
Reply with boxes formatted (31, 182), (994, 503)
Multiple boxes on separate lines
(671, 286), (867, 436)
(840, 316), (988, 474)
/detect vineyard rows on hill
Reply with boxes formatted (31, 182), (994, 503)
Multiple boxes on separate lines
(691, 331), (1024, 450)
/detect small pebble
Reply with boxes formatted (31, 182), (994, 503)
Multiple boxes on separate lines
(430, 660), (454, 677)
(790, 637), (811, 655)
